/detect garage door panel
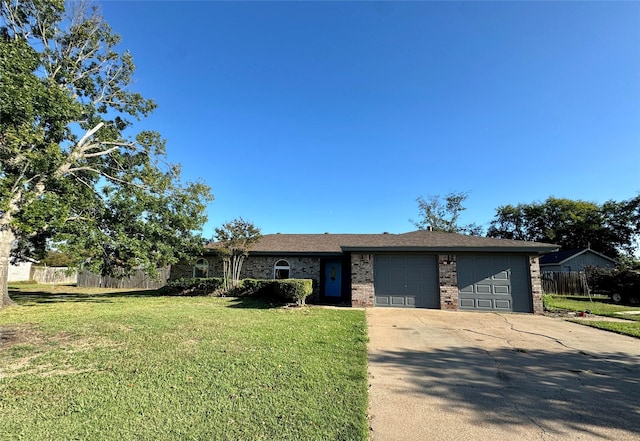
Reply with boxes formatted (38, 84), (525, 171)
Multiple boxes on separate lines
(460, 298), (475, 308)
(374, 255), (439, 309)
(458, 255), (531, 313)
(494, 271), (509, 280)
(459, 285), (474, 294)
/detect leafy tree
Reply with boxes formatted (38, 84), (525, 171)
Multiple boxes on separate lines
(0, 1), (213, 308)
(411, 192), (483, 235)
(40, 250), (73, 267)
(487, 196), (640, 258)
(214, 218), (262, 290)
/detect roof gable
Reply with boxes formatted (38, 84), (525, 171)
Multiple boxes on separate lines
(539, 248), (618, 266)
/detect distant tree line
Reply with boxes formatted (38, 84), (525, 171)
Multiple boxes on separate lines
(487, 196), (640, 259)
(413, 192), (640, 261)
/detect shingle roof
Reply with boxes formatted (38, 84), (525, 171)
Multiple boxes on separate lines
(539, 249), (584, 265)
(539, 248), (618, 265)
(205, 230), (558, 254)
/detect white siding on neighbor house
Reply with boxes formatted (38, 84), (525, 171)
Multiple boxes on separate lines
(7, 261), (33, 282)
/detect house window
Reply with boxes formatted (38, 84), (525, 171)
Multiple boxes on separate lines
(194, 258), (209, 278)
(274, 260), (290, 279)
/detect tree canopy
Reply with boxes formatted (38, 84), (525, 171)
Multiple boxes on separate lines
(487, 196), (640, 258)
(0, 0), (213, 307)
(411, 192), (483, 235)
(214, 218), (262, 289)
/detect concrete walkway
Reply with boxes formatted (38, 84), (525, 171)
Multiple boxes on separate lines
(367, 309), (640, 441)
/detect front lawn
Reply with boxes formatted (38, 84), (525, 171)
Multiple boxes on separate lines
(543, 294), (640, 338)
(0, 286), (369, 440)
(543, 295), (640, 321)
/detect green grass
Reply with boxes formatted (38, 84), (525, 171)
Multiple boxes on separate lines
(568, 320), (640, 338)
(543, 295), (640, 321)
(543, 294), (640, 338)
(0, 286), (369, 440)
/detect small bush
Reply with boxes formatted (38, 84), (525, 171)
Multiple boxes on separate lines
(273, 279), (313, 305)
(165, 277), (224, 295)
(166, 277), (314, 303)
(238, 279), (277, 297)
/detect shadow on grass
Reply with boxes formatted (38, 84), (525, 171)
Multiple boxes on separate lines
(7, 288), (291, 310)
(225, 296), (288, 309)
(370, 346), (640, 436)
(8, 288), (165, 305)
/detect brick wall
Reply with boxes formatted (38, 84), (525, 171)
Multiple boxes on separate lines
(351, 253), (374, 307)
(169, 255), (222, 279)
(438, 255), (458, 311)
(171, 255), (321, 282)
(240, 256), (321, 282)
(529, 255), (544, 314)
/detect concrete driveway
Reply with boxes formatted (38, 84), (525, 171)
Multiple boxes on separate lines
(367, 309), (640, 441)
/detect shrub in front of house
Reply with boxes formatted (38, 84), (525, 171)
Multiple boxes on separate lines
(165, 277), (224, 295)
(235, 279), (313, 305)
(165, 277), (313, 305)
(272, 279), (313, 305)
(237, 279), (277, 297)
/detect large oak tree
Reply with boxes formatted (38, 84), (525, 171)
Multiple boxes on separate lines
(0, 0), (213, 307)
(487, 196), (640, 258)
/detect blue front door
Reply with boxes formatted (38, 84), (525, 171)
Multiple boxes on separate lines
(324, 260), (342, 297)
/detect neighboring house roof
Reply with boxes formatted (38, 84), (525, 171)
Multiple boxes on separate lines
(539, 248), (618, 266)
(205, 230), (558, 255)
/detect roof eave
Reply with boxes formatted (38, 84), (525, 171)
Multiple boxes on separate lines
(248, 251), (343, 257)
(341, 246), (558, 254)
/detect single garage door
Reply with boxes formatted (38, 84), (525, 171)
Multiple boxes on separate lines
(457, 255), (531, 312)
(374, 255), (439, 308)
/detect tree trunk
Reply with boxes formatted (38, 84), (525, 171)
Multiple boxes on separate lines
(222, 258), (231, 290)
(231, 254), (245, 287)
(0, 229), (17, 309)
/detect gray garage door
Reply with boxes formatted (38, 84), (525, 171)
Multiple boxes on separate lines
(374, 255), (440, 308)
(457, 255), (531, 312)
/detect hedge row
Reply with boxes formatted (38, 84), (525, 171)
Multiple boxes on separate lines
(166, 277), (313, 305)
(166, 277), (224, 294)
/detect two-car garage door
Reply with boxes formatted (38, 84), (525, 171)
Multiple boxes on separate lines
(373, 254), (532, 312)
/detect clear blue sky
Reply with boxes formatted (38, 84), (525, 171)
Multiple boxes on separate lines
(100, 1), (640, 237)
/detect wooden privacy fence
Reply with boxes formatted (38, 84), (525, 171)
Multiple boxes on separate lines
(77, 267), (170, 289)
(541, 271), (590, 296)
(30, 266), (78, 284)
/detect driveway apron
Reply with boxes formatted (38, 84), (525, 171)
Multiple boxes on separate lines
(367, 309), (640, 441)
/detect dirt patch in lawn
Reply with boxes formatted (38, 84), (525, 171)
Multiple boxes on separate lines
(0, 323), (45, 348)
(545, 310), (631, 323)
(0, 324), (112, 379)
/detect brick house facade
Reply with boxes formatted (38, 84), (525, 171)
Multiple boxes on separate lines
(171, 231), (555, 314)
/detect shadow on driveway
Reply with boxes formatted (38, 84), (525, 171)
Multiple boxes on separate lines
(370, 345), (640, 437)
